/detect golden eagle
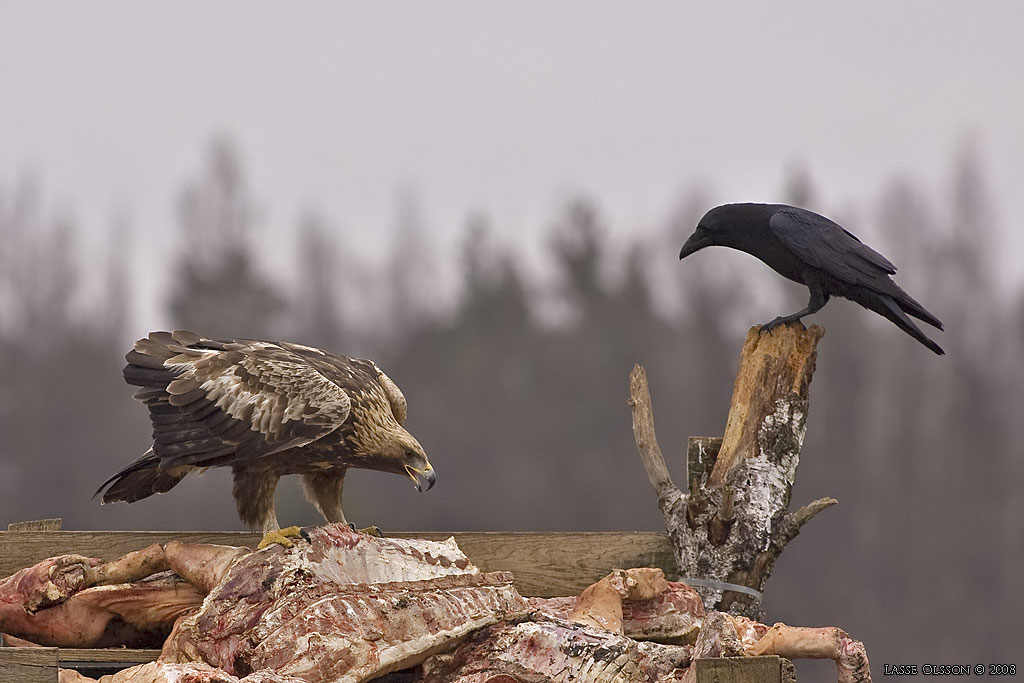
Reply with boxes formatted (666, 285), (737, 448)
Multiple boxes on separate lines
(97, 330), (435, 533)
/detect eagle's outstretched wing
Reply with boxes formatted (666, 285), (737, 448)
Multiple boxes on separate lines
(101, 331), (353, 501)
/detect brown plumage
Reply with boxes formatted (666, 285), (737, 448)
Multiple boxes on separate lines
(97, 330), (435, 531)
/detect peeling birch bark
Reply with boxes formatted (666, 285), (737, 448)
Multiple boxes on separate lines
(630, 323), (836, 619)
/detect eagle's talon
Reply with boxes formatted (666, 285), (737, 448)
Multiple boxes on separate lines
(257, 526), (304, 550)
(357, 525), (384, 537)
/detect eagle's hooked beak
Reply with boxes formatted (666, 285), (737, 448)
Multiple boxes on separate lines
(405, 463), (436, 493)
(679, 232), (712, 260)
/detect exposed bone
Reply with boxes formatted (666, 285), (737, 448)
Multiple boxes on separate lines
(746, 621), (872, 683)
(682, 612), (872, 683)
(59, 661), (308, 682)
(162, 541), (249, 593)
(160, 525), (526, 682)
(2, 571), (204, 648)
(529, 579), (705, 645)
(1, 554), (97, 615)
(9, 532), (870, 683)
(418, 617), (693, 683)
(567, 568), (668, 633)
(0, 543), (241, 648)
(568, 576), (624, 632)
(84, 544), (169, 586)
(691, 611), (746, 659)
(529, 568), (703, 643)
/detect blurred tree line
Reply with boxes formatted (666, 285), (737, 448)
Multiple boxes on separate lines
(1, 136), (1020, 663)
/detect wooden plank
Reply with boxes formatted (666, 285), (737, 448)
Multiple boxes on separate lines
(8, 519), (62, 532)
(0, 530), (676, 598)
(686, 436), (722, 492)
(0, 531), (263, 578)
(58, 649), (160, 664)
(0, 647), (57, 683)
(695, 656), (781, 683)
(412, 532), (677, 597)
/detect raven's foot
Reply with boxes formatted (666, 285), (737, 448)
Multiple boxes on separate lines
(348, 522), (384, 537)
(760, 316), (807, 333)
(257, 525), (304, 549)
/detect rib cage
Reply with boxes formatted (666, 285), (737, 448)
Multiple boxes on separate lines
(165, 525), (529, 683)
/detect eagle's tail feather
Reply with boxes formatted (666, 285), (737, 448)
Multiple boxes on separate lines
(95, 449), (190, 504)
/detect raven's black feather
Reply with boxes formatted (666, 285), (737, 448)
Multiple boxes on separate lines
(680, 203), (944, 354)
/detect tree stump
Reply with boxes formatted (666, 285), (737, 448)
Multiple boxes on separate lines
(629, 324), (836, 619)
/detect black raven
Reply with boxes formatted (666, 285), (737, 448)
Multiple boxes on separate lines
(679, 203), (944, 354)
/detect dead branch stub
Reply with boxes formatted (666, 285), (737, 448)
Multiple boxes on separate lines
(630, 324), (836, 619)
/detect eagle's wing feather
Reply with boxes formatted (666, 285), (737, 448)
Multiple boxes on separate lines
(371, 362), (408, 425)
(277, 342), (408, 425)
(127, 332), (352, 470)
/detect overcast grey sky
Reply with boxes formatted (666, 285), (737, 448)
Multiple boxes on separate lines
(2, 1), (1022, 329)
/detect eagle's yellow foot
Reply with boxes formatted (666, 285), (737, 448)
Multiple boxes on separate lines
(257, 526), (304, 549)
(348, 522), (383, 537)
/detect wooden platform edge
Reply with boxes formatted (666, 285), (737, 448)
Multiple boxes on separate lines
(0, 647), (162, 682)
(56, 648), (162, 664)
(695, 655), (782, 683)
(0, 647), (58, 683)
(0, 650), (793, 682)
(0, 529), (677, 598)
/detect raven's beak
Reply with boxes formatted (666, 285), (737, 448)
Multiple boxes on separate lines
(679, 233), (711, 260)
(405, 464), (436, 493)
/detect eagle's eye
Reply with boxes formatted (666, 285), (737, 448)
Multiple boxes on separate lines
(403, 449), (426, 467)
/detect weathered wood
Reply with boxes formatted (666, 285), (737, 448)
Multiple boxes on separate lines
(0, 647), (57, 683)
(57, 649), (161, 664)
(0, 530), (264, 579)
(710, 325), (824, 487)
(695, 655), (781, 683)
(0, 648), (160, 682)
(630, 324), (833, 620)
(628, 365), (679, 504)
(687, 436), (722, 493)
(8, 519), (62, 532)
(0, 530), (676, 598)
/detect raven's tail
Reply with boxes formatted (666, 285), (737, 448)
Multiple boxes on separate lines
(95, 448), (191, 504)
(859, 292), (945, 355)
(888, 284), (944, 331)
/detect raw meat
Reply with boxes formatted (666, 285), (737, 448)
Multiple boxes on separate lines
(1, 553), (203, 647)
(529, 570), (704, 643)
(161, 525), (528, 681)
(418, 617), (693, 683)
